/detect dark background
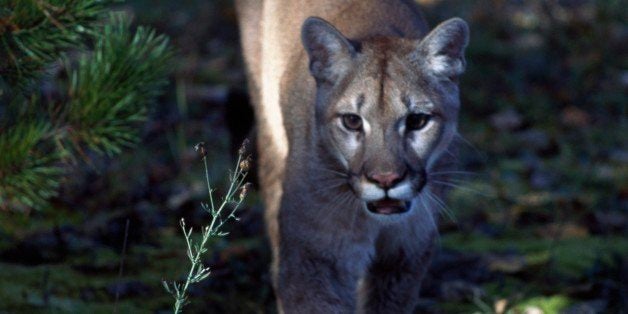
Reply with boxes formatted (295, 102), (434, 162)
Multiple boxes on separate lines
(0, 0), (626, 313)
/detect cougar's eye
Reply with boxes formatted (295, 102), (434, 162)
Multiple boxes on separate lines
(406, 113), (431, 131)
(342, 114), (363, 131)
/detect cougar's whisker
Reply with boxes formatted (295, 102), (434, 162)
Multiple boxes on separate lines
(429, 170), (478, 176)
(425, 190), (457, 223)
(418, 194), (439, 241)
(430, 180), (492, 198)
(310, 181), (349, 196)
(310, 166), (350, 178)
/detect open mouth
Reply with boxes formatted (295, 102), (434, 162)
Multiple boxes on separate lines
(366, 198), (410, 215)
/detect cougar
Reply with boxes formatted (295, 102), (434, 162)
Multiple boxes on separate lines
(236, 0), (469, 312)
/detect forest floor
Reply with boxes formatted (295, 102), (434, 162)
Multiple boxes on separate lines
(0, 0), (626, 313)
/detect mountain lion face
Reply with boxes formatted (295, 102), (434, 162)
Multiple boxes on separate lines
(302, 17), (468, 216)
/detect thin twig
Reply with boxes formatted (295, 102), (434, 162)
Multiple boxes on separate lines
(113, 219), (130, 314)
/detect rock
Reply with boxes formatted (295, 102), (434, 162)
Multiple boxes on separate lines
(185, 84), (228, 104)
(0, 226), (92, 265)
(495, 298), (509, 314)
(516, 208), (553, 226)
(530, 169), (556, 189)
(106, 280), (151, 299)
(167, 186), (195, 210)
(537, 222), (589, 239)
(486, 253), (526, 274)
(414, 298), (439, 314)
(135, 201), (168, 230)
(593, 164), (616, 181)
(429, 249), (491, 282)
(524, 306), (544, 314)
(561, 106), (590, 127)
(439, 280), (485, 302)
(517, 129), (550, 151)
(167, 182), (205, 210)
(490, 108), (524, 131)
(562, 299), (608, 314)
(586, 211), (627, 234)
(516, 129), (560, 157)
(620, 70), (628, 88)
(609, 149), (628, 164)
(515, 33), (544, 49)
(421, 249), (491, 299)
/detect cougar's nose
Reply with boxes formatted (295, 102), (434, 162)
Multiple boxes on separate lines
(367, 172), (404, 189)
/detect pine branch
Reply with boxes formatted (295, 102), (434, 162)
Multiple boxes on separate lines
(0, 120), (64, 210)
(63, 13), (173, 156)
(0, 3), (173, 211)
(0, 0), (111, 91)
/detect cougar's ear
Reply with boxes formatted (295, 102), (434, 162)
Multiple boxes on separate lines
(416, 18), (469, 80)
(302, 17), (356, 85)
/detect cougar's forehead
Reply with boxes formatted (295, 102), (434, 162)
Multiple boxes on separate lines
(329, 37), (431, 119)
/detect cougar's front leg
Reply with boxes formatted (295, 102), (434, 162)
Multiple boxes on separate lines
(358, 227), (437, 314)
(275, 249), (356, 313)
(273, 222), (373, 314)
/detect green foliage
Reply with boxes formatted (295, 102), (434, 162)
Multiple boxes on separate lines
(66, 14), (172, 155)
(514, 295), (572, 313)
(0, 121), (63, 210)
(0, 1), (173, 211)
(0, 0), (110, 91)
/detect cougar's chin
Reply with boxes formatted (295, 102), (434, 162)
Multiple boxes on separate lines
(365, 198), (411, 215)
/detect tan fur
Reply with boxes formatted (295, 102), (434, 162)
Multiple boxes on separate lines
(236, 0), (468, 312)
